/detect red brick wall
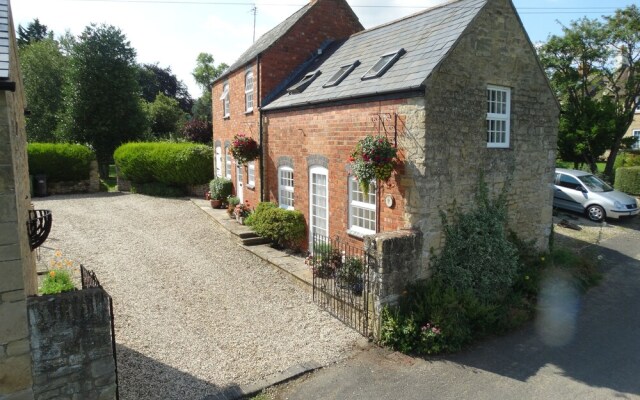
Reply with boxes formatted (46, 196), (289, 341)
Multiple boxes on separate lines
(263, 99), (413, 250)
(212, 62), (261, 208)
(260, 0), (363, 99)
(211, 0), (362, 209)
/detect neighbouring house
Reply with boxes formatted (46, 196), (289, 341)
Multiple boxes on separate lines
(211, 0), (364, 207)
(623, 98), (640, 150)
(214, 0), (559, 276)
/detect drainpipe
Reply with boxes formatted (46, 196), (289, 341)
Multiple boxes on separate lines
(257, 55), (264, 202)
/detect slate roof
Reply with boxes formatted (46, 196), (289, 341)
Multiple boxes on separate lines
(262, 0), (488, 111)
(215, 2), (315, 82)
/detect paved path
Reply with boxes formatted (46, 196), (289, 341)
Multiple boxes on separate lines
(272, 219), (640, 400)
(33, 193), (360, 400)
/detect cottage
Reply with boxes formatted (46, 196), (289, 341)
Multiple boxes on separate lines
(211, 0), (363, 208)
(215, 0), (559, 275)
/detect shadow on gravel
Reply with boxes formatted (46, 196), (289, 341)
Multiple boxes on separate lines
(447, 233), (640, 396)
(32, 192), (131, 201)
(117, 345), (241, 400)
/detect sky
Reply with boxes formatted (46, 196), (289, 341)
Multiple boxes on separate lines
(11, 0), (637, 99)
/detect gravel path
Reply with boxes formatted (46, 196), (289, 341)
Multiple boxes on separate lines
(33, 193), (360, 400)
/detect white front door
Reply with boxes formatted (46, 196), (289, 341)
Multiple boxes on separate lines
(236, 163), (244, 203)
(309, 166), (328, 249)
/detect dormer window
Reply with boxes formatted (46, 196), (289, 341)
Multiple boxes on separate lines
(361, 49), (405, 80)
(323, 61), (360, 88)
(287, 70), (321, 94)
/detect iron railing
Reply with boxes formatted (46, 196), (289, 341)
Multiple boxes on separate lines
(310, 233), (372, 337)
(80, 265), (119, 400)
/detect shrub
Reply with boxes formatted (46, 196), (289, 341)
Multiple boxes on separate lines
(250, 206), (306, 248)
(431, 182), (518, 303)
(209, 177), (232, 200)
(181, 119), (212, 144)
(613, 152), (640, 171)
(114, 142), (213, 186)
(614, 166), (640, 195)
(28, 143), (95, 182)
(244, 201), (277, 225)
(40, 270), (75, 295)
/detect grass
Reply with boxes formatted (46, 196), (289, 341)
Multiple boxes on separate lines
(100, 164), (118, 192)
(556, 160), (606, 172)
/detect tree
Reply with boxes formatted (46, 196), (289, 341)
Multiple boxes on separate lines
(145, 93), (186, 138)
(137, 63), (193, 113)
(62, 24), (148, 177)
(19, 38), (67, 142)
(192, 53), (228, 92)
(538, 5), (640, 177)
(191, 53), (228, 122)
(17, 19), (51, 47)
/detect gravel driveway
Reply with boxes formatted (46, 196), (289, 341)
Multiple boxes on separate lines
(33, 193), (360, 400)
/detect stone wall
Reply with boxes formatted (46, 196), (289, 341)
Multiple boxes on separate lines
(45, 161), (101, 195)
(0, 2), (37, 398)
(27, 289), (117, 400)
(402, 0), (559, 272)
(364, 229), (422, 339)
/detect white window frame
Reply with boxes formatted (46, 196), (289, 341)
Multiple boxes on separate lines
(245, 70), (254, 112)
(486, 85), (511, 148)
(220, 82), (230, 118)
(248, 161), (256, 187)
(215, 145), (222, 178)
(348, 177), (376, 235)
(225, 145), (232, 179)
(633, 130), (640, 150)
(278, 166), (294, 210)
(635, 96), (640, 113)
(309, 166), (329, 248)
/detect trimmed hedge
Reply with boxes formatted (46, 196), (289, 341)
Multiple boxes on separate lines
(614, 166), (640, 195)
(614, 152), (640, 171)
(114, 142), (213, 185)
(28, 143), (96, 182)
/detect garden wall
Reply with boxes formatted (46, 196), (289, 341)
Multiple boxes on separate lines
(46, 160), (100, 195)
(27, 288), (117, 400)
(365, 229), (422, 339)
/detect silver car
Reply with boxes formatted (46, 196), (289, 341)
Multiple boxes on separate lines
(553, 168), (639, 222)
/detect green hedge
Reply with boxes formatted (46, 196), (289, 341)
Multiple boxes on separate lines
(247, 203), (306, 248)
(114, 142), (213, 185)
(614, 166), (640, 195)
(614, 152), (640, 170)
(28, 143), (96, 182)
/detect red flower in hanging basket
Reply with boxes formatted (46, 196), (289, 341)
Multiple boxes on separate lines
(230, 133), (260, 164)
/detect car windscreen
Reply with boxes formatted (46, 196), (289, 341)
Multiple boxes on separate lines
(578, 174), (613, 192)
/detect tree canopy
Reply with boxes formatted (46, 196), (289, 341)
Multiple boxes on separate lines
(61, 24), (148, 176)
(19, 38), (67, 142)
(538, 5), (640, 177)
(17, 19), (51, 47)
(137, 63), (193, 113)
(191, 53), (228, 122)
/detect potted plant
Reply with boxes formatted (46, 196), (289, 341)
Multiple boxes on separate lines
(308, 243), (342, 279)
(209, 178), (232, 208)
(336, 256), (364, 295)
(230, 133), (260, 165)
(234, 200), (252, 224)
(227, 196), (241, 217)
(349, 135), (398, 195)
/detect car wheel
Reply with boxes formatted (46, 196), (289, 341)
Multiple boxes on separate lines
(586, 205), (605, 222)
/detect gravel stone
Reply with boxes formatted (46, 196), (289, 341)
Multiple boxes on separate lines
(33, 193), (360, 400)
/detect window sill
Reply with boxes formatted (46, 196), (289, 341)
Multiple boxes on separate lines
(347, 229), (374, 239)
(245, 109), (254, 115)
(223, 115), (230, 120)
(246, 184), (255, 190)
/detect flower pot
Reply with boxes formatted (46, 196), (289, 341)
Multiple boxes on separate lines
(237, 216), (244, 225)
(210, 199), (222, 208)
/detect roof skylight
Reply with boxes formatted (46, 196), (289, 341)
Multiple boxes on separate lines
(361, 49), (406, 80)
(287, 70), (321, 94)
(323, 61), (360, 88)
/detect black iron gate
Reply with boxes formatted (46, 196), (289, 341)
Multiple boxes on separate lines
(81, 265), (120, 400)
(310, 233), (373, 337)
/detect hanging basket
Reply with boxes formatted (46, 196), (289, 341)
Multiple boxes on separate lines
(230, 133), (260, 164)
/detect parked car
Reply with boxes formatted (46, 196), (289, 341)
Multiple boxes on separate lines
(553, 168), (639, 222)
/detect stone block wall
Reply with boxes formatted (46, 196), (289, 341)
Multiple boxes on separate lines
(46, 161), (101, 195)
(402, 0), (559, 270)
(0, 2), (36, 398)
(27, 289), (117, 400)
(364, 229), (422, 339)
